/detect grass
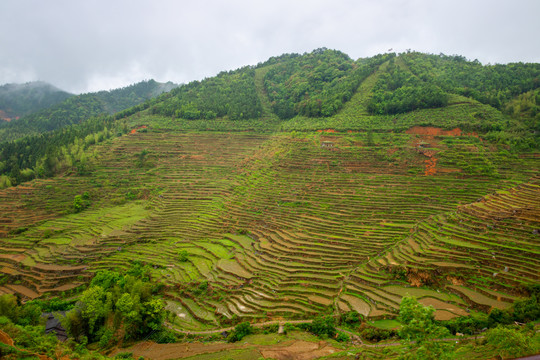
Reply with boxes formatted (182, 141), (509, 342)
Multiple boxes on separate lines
(368, 319), (402, 330)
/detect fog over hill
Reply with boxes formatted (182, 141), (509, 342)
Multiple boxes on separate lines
(0, 81), (72, 120)
(0, 0), (539, 93)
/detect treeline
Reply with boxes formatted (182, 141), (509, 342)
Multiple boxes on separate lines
(263, 48), (391, 119)
(0, 81), (72, 119)
(401, 52), (540, 110)
(367, 58), (449, 115)
(504, 88), (540, 128)
(0, 263), (168, 358)
(151, 67), (262, 120)
(0, 113), (124, 188)
(0, 80), (175, 143)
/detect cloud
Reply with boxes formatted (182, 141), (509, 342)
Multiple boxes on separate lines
(0, 0), (538, 93)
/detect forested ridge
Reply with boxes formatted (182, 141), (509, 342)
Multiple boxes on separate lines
(0, 49), (538, 189)
(0, 79), (176, 143)
(0, 81), (72, 120)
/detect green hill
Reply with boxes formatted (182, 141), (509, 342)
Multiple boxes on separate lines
(0, 49), (538, 358)
(0, 81), (72, 120)
(0, 79), (177, 143)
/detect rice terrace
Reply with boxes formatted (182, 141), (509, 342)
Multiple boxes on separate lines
(0, 50), (539, 359)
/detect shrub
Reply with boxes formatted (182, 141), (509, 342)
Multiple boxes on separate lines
(342, 310), (363, 325)
(178, 250), (189, 262)
(305, 316), (336, 338)
(336, 331), (350, 342)
(227, 322), (253, 342)
(359, 324), (398, 342)
(484, 326), (533, 359)
(73, 194), (91, 213)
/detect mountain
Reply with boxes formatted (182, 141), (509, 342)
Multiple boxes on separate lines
(0, 81), (72, 121)
(0, 79), (177, 142)
(0, 49), (539, 359)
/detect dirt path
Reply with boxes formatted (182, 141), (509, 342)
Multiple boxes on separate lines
(0, 329), (14, 346)
(168, 319), (313, 335)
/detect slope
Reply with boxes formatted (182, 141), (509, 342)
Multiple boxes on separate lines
(0, 81), (72, 121)
(0, 79), (177, 143)
(0, 126), (537, 330)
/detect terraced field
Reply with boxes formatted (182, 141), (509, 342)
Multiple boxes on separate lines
(0, 122), (537, 330)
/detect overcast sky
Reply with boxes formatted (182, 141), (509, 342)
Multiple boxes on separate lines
(1, 0), (539, 94)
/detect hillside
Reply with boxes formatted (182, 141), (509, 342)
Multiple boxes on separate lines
(0, 81), (72, 121)
(0, 49), (539, 359)
(0, 79), (177, 143)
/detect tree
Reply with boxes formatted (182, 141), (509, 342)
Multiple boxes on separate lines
(484, 325), (533, 359)
(307, 316), (336, 338)
(78, 286), (111, 337)
(398, 296), (453, 360)
(227, 321), (253, 342)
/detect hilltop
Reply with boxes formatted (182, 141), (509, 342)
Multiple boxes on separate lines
(0, 49), (538, 359)
(0, 79), (177, 143)
(0, 81), (72, 121)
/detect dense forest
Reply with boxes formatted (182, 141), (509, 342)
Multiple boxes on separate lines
(0, 81), (72, 120)
(366, 59), (449, 115)
(401, 52), (540, 110)
(0, 80), (176, 143)
(150, 67), (262, 120)
(263, 49), (392, 118)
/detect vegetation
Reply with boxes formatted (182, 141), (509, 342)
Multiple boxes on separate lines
(227, 321), (253, 342)
(401, 52), (540, 110)
(61, 265), (165, 346)
(398, 296), (453, 359)
(151, 67), (261, 120)
(0, 49), (538, 359)
(263, 48), (391, 118)
(367, 59), (449, 115)
(0, 81), (72, 120)
(0, 79), (176, 142)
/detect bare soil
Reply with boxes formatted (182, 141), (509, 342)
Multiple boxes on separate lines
(120, 339), (340, 360)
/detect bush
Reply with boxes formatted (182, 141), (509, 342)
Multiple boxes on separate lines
(305, 316), (336, 338)
(336, 331), (350, 342)
(484, 325), (533, 359)
(359, 324), (398, 342)
(443, 311), (489, 335)
(227, 322), (253, 342)
(282, 322), (297, 334)
(73, 194), (91, 213)
(178, 250), (189, 262)
(342, 310), (363, 325)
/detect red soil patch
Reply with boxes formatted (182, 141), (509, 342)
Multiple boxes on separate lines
(130, 125), (148, 134)
(0, 110), (11, 121)
(406, 126), (462, 136)
(424, 157), (438, 176)
(317, 129), (338, 133)
(406, 126), (479, 138)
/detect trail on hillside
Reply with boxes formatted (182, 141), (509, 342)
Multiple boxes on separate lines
(254, 66), (281, 122)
